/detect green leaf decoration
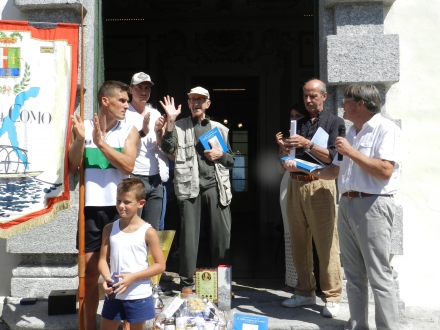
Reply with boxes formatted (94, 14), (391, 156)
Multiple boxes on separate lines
(10, 32), (23, 41)
(13, 61), (31, 95)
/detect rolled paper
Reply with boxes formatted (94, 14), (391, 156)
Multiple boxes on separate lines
(290, 120), (297, 158)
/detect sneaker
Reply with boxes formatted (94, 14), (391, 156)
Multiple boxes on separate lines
(282, 294), (316, 308)
(322, 302), (339, 318)
(160, 273), (175, 282)
(157, 285), (174, 296)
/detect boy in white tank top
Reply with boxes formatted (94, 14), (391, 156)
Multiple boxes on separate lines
(98, 178), (165, 330)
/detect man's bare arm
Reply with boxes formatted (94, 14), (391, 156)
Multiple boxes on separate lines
(95, 126), (139, 175)
(336, 137), (394, 180)
(311, 163), (340, 180)
(283, 159), (339, 180)
(159, 95), (181, 133)
(154, 115), (166, 147)
(68, 113), (85, 174)
(283, 135), (332, 163)
(307, 143), (331, 164)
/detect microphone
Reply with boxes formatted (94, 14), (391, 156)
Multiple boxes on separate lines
(338, 124), (346, 161)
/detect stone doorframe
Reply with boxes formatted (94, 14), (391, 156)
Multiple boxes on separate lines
(318, 0), (402, 256)
(6, 2), (403, 317)
(318, 0), (404, 317)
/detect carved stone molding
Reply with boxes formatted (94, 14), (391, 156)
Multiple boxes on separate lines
(104, 0), (312, 15)
(323, 0), (395, 8)
(14, 0), (85, 13)
(200, 29), (251, 62)
(105, 0), (200, 12)
(246, 0), (309, 10)
(156, 29), (298, 68)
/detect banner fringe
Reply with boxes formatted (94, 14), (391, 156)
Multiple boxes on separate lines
(0, 201), (71, 239)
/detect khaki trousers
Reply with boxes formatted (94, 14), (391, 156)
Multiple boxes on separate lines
(286, 177), (342, 302)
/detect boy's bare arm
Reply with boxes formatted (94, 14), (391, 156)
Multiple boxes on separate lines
(98, 225), (112, 282)
(145, 227), (166, 275)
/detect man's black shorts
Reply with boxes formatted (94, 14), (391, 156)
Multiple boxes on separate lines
(76, 206), (120, 253)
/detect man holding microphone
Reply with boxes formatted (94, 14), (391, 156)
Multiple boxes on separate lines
(283, 83), (402, 329)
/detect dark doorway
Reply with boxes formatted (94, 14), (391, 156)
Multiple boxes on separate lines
(190, 76), (284, 280)
(191, 76), (258, 216)
(102, 0), (316, 282)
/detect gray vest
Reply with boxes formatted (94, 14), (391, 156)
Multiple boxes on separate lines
(174, 117), (232, 206)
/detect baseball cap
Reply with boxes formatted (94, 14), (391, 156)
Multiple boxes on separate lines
(131, 72), (154, 86)
(187, 86), (210, 99)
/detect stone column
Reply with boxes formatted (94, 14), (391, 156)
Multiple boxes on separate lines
(319, 0), (404, 319)
(7, 0), (96, 298)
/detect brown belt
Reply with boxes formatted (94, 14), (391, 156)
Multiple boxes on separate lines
(290, 173), (319, 181)
(342, 191), (393, 198)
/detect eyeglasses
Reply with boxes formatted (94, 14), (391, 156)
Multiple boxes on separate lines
(189, 98), (208, 104)
(342, 97), (355, 104)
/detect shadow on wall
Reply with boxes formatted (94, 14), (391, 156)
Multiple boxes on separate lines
(1, 0), (28, 20)
(0, 239), (21, 296)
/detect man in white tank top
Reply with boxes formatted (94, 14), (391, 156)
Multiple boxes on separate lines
(68, 81), (139, 330)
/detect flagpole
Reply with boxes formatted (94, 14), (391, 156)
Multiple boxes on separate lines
(78, 5), (86, 330)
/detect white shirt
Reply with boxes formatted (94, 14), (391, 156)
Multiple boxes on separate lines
(332, 114), (402, 195)
(125, 104), (169, 182)
(109, 220), (152, 300)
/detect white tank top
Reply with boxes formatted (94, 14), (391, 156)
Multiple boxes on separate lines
(109, 220), (152, 300)
(84, 120), (133, 206)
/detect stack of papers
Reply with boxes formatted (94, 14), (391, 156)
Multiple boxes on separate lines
(281, 156), (325, 172)
(281, 127), (329, 172)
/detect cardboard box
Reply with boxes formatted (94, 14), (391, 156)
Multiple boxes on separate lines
(195, 268), (218, 301)
(48, 289), (77, 315)
(217, 265), (231, 310)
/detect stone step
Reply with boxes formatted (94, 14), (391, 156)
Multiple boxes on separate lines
(1, 292), (436, 330)
(11, 263), (78, 299)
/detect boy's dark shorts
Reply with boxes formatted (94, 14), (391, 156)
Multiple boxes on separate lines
(76, 206), (120, 253)
(102, 296), (155, 323)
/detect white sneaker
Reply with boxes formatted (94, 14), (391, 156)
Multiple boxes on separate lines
(282, 294), (316, 308)
(322, 302), (339, 318)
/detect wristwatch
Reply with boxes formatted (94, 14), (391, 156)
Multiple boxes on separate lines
(138, 129), (146, 138)
(305, 142), (314, 153)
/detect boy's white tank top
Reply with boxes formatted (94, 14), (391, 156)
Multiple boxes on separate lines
(109, 220), (152, 300)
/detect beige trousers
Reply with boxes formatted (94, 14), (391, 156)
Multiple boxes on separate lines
(286, 177), (342, 302)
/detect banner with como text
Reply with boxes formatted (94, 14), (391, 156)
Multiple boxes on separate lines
(0, 20), (78, 238)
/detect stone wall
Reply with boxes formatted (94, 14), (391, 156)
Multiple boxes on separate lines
(319, 0), (402, 255)
(5, 0), (96, 298)
(319, 0), (404, 316)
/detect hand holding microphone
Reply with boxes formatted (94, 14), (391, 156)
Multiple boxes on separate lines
(338, 124), (346, 161)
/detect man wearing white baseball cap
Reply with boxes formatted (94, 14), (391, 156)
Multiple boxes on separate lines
(124, 72), (169, 230)
(159, 86), (234, 291)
